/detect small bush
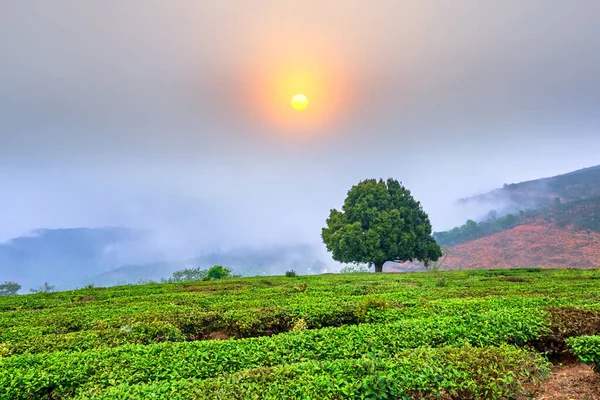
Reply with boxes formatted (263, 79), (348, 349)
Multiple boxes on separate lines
(567, 335), (600, 372)
(206, 265), (231, 281)
(292, 318), (307, 332)
(285, 270), (297, 277)
(339, 265), (369, 273)
(166, 267), (207, 283)
(355, 296), (389, 321)
(533, 307), (600, 356)
(295, 284), (308, 293)
(0, 343), (10, 357)
(29, 282), (55, 294)
(128, 322), (186, 343)
(436, 277), (448, 287)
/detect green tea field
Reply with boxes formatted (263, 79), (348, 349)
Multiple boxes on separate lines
(2, 268), (600, 399)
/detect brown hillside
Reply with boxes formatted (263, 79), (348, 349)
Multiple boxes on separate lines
(441, 223), (600, 270)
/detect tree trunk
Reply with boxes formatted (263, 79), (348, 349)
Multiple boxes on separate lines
(374, 262), (384, 273)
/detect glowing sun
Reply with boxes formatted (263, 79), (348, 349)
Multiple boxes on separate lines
(291, 94), (308, 111)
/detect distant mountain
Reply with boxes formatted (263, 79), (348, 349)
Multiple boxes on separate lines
(459, 164), (600, 218)
(0, 227), (329, 291)
(0, 227), (145, 290)
(91, 245), (329, 287)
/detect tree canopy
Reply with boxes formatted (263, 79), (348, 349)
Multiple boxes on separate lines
(322, 178), (441, 272)
(0, 281), (21, 296)
(162, 265), (233, 283)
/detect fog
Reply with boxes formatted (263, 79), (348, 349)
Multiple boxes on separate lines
(1, 1), (600, 287)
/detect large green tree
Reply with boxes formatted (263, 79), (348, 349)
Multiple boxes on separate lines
(322, 178), (441, 272)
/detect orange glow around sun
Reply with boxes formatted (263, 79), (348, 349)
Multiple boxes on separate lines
(243, 44), (351, 137)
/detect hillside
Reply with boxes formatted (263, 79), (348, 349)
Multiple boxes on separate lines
(0, 227), (140, 290)
(1, 269), (600, 399)
(428, 165), (600, 271)
(435, 195), (600, 247)
(0, 228), (327, 290)
(459, 164), (600, 217)
(442, 224), (600, 270)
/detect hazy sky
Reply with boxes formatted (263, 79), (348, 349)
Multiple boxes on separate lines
(1, 1), (600, 255)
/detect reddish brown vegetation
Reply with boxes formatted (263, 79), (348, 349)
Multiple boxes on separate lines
(442, 223), (600, 270)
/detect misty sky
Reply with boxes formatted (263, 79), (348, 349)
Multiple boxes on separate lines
(1, 1), (600, 257)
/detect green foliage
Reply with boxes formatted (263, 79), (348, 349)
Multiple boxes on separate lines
(0, 309), (550, 398)
(434, 213), (523, 246)
(284, 270), (297, 277)
(354, 296), (389, 321)
(0, 281), (21, 296)
(322, 178), (442, 272)
(163, 265), (231, 283)
(291, 318), (307, 332)
(29, 282), (55, 294)
(567, 335), (600, 372)
(294, 283), (308, 292)
(435, 195), (600, 246)
(339, 264), (369, 273)
(166, 267), (207, 283)
(206, 265), (231, 280)
(436, 277), (449, 287)
(73, 346), (549, 400)
(1, 269), (600, 398)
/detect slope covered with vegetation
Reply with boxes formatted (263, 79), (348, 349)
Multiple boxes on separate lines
(2, 269), (600, 399)
(427, 165), (600, 272)
(441, 224), (600, 270)
(435, 195), (600, 247)
(459, 164), (600, 215)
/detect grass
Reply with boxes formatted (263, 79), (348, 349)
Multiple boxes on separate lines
(1, 268), (600, 399)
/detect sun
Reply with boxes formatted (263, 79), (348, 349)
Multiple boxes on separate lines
(291, 94), (308, 111)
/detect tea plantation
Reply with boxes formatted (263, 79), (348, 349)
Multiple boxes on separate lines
(1, 268), (600, 399)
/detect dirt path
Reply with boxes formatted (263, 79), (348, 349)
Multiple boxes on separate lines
(536, 363), (600, 400)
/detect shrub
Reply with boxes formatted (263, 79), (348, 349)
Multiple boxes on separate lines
(436, 277), (449, 287)
(128, 322), (186, 343)
(531, 307), (600, 356)
(29, 282), (55, 294)
(285, 270), (297, 277)
(295, 284), (308, 292)
(566, 335), (600, 372)
(206, 265), (231, 280)
(339, 265), (369, 274)
(292, 318), (307, 332)
(0, 344), (10, 358)
(355, 297), (389, 321)
(165, 267), (207, 283)
(71, 346), (550, 400)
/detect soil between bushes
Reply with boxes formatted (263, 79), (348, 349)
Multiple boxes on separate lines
(535, 363), (600, 400)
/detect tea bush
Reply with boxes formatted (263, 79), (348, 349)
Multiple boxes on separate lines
(1, 268), (600, 398)
(567, 335), (600, 372)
